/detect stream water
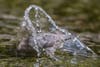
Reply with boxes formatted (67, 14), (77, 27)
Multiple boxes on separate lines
(0, 5), (100, 67)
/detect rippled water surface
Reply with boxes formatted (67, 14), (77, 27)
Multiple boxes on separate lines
(0, 1), (100, 67)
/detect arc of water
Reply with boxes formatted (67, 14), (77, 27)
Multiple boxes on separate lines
(22, 5), (97, 58)
(23, 5), (71, 36)
(23, 5), (37, 36)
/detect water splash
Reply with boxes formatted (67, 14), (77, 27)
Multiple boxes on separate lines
(19, 5), (97, 61)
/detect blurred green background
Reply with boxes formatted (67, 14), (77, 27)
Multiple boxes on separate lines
(0, 0), (100, 32)
(0, 0), (100, 67)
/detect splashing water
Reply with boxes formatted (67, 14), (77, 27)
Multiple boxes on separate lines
(18, 5), (97, 62)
